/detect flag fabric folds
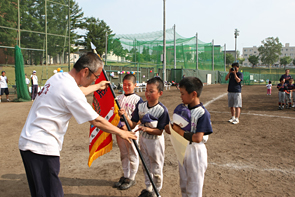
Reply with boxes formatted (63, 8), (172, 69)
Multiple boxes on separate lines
(88, 70), (120, 167)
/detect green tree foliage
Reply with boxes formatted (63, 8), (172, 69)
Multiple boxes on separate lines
(108, 38), (127, 59)
(248, 55), (259, 68)
(0, 0), (18, 64)
(258, 37), (282, 67)
(142, 46), (151, 62)
(280, 56), (292, 68)
(1, 0), (83, 65)
(79, 17), (112, 57)
(226, 53), (234, 65)
(238, 57), (245, 65)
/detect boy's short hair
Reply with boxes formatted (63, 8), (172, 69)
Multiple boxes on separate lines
(280, 77), (285, 82)
(123, 74), (136, 84)
(269, 80), (272, 84)
(147, 77), (164, 92)
(179, 77), (203, 97)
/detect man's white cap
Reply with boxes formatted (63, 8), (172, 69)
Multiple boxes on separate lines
(33, 70), (36, 73)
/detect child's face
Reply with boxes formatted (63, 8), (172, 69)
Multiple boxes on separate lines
(123, 79), (136, 94)
(179, 87), (194, 105)
(281, 79), (285, 84)
(145, 83), (162, 103)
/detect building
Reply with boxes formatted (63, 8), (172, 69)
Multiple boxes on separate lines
(242, 43), (295, 67)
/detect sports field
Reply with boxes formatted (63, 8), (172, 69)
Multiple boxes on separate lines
(0, 84), (294, 196)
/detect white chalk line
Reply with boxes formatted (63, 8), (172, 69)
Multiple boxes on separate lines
(209, 162), (295, 175)
(203, 92), (295, 174)
(209, 110), (295, 120)
(203, 92), (227, 107)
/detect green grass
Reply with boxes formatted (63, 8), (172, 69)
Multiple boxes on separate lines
(1, 62), (293, 87)
(0, 64), (71, 87)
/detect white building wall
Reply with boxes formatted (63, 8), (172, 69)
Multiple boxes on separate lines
(243, 43), (295, 67)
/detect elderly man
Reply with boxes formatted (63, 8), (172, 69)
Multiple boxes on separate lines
(19, 52), (137, 197)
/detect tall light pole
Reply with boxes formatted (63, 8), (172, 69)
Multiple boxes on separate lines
(163, 0), (166, 82)
(234, 28), (239, 62)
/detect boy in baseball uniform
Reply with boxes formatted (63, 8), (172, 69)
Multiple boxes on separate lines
(122, 77), (170, 197)
(277, 78), (287, 110)
(113, 74), (143, 190)
(167, 77), (213, 197)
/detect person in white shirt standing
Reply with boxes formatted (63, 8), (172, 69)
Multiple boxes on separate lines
(0, 71), (9, 102)
(25, 74), (30, 95)
(19, 52), (137, 197)
(30, 70), (38, 101)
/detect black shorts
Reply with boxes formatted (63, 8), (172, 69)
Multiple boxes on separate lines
(0, 88), (9, 95)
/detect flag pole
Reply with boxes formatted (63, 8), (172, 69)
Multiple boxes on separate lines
(101, 69), (161, 197)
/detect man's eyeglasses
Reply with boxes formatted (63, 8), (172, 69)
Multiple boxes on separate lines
(88, 69), (100, 79)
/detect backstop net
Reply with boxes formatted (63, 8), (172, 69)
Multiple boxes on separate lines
(107, 28), (225, 72)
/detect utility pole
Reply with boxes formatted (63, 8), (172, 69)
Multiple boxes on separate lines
(163, 0), (166, 82)
(234, 28), (239, 62)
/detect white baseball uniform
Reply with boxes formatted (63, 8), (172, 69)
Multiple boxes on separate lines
(131, 101), (170, 193)
(178, 103), (213, 197)
(116, 93), (143, 180)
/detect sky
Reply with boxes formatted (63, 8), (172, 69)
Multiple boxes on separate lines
(75, 0), (295, 54)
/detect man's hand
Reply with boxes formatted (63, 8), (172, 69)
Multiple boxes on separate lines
(97, 81), (110, 90)
(118, 130), (137, 143)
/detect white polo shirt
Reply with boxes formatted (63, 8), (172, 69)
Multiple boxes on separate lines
(19, 72), (99, 156)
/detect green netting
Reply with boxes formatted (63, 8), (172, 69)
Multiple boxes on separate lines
(107, 28), (225, 71)
(14, 45), (31, 101)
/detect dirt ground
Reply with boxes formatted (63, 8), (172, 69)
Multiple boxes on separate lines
(1, 84), (295, 197)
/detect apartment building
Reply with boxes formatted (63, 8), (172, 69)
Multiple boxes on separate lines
(242, 43), (295, 67)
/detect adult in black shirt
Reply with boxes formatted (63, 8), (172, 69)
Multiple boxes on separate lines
(225, 62), (243, 125)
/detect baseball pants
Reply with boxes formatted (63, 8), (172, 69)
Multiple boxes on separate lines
(278, 91), (285, 104)
(285, 93), (291, 106)
(139, 134), (165, 193)
(116, 131), (140, 180)
(20, 150), (63, 197)
(178, 142), (207, 197)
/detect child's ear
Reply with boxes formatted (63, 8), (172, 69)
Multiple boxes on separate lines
(159, 91), (163, 96)
(193, 91), (198, 98)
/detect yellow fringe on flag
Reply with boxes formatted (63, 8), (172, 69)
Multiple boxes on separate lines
(88, 101), (120, 167)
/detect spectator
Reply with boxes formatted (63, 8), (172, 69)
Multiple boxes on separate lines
(0, 71), (10, 102)
(225, 62), (243, 125)
(30, 70), (38, 101)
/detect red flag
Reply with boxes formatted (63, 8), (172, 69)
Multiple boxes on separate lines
(88, 70), (120, 167)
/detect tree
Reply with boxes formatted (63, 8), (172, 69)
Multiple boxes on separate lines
(0, 0), (18, 64)
(79, 17), (112, 57)
(226, 53), (234, 65)
(280, 56), (292, 69)
(248, 55), (259, 68)
(258, 37), (282, 67)
(238, 57), (245, 65)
